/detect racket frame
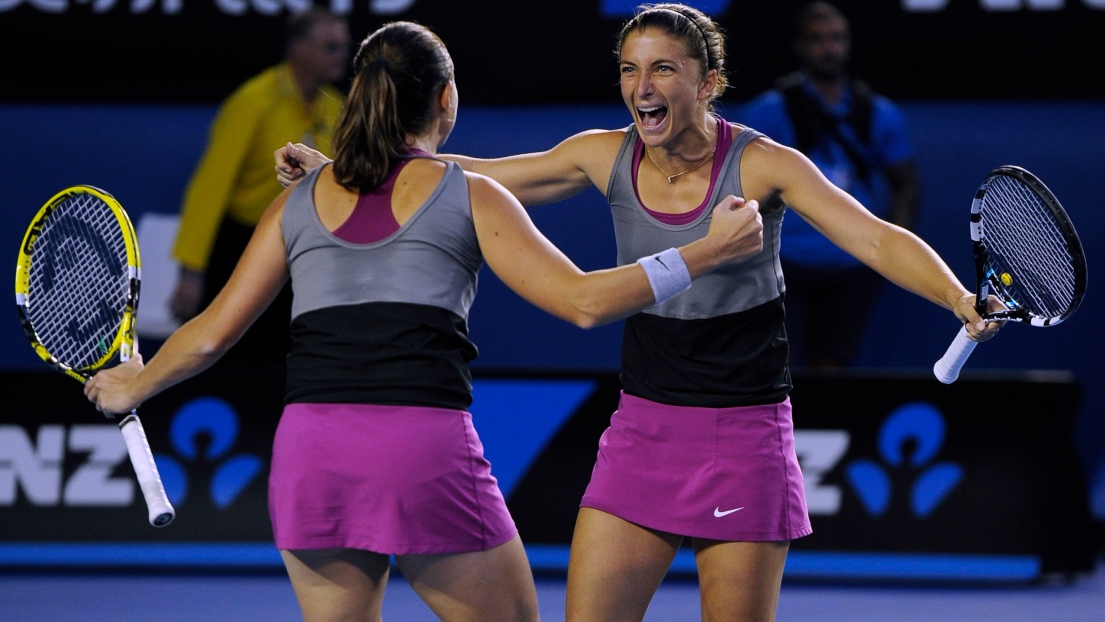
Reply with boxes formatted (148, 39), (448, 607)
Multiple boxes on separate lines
(933, 166), (1087, 384)
(16, 185), (140, 381)
(14, 185), (174, 527)
(968, 165), (1087, 326)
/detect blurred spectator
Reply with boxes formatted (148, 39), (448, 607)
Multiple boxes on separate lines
(739, 1), (921, 369)
(169, 6), (350, 368)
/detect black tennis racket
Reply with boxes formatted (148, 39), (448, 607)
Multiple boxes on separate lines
(15, 185), (175, 527)
(933, 166), (1087, 384)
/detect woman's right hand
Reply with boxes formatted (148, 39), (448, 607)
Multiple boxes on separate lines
(706, 195), (764, 264)
(84, 353), (145, 416)
(274, 142), (332, 187)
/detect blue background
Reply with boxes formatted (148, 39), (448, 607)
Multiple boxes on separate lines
(2, 100), (1103, 524)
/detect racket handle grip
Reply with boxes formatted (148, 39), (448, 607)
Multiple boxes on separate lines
(933, 327), (978, 384)
(118, 413), (176, 527)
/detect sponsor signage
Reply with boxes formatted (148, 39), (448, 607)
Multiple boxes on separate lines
(1, 1), (1102, 103)
(0, 368), (1094, 580)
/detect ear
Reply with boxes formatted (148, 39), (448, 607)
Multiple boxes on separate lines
(438, 80), (458, 122)
(698, 68), (718, 102)
(439, 83), (451, 112)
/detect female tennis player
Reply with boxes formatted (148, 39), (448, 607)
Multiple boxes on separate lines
(275, 5), (1004, 621)
(85, 19), (763, 622)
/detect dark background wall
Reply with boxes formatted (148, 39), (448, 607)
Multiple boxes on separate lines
(3, 0), (1104, 105)
(2, 0), (1103, 525)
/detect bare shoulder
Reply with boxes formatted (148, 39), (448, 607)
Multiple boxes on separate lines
(742, 133), (795, 161)
(558, 128), (629, 187)
(559, 128), (627, 156)
(738, 134), (824, 202)
(464, 170), (515, 205)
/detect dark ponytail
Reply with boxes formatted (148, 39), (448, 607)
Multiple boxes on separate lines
(332, 21), (453, 192)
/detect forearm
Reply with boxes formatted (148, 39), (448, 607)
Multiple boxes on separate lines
(441, 152), (591, 206)
(563, 265), (660, 328)
(563, 197), (761, 324)
(870, 226), (969, 310)
(561, 238), (731, 328)
(130, 315), (230, 404)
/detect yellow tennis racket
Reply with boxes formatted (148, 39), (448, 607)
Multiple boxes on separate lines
(15, 185), (175, 527)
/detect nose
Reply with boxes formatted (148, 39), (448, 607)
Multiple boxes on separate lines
(634, 72), (654, 99)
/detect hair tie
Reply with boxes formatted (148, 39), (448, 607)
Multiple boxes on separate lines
(370, 56), (390, 71)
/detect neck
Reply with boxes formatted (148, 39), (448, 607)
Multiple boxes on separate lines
(405, 136), (439, 156)
(652, 116), (717, 163)
(646, 119), (718, 183)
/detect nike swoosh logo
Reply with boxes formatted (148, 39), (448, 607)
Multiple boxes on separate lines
(654, 256), (668, 269)
(713, 506), (744, 517)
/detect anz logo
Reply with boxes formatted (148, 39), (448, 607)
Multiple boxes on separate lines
(796, 401), (963, 519)
(0, 397), (262, 510)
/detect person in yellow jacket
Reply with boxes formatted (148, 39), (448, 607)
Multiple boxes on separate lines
(170, 6), (350, 368)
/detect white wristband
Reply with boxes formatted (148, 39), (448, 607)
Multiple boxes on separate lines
(636, 247), (692, 304)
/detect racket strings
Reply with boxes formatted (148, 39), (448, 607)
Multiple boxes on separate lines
(980, 177), (1077, 318)
(25, 194), (131, 371)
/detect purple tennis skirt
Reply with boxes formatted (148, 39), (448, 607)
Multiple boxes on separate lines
(580, 392), (811, 542)
(269, 402), (517, 555)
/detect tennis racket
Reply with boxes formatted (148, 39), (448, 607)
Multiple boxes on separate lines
(933, 166), (1087, 384)
(15, 185), (175, 527)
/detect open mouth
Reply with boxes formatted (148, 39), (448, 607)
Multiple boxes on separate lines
(637, 105), (668, 130)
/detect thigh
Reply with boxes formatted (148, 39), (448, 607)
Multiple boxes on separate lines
(395, 535), (538, 622)
(281, 548), (392, 622)
(692, 539), (790, 622)
(566, 507), (683, 622)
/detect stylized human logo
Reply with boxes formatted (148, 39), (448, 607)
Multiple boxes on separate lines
(845, 402), (962, 518)
(152, 397), (263, 508)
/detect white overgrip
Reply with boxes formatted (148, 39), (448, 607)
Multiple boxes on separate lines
(118, 413), (176, 527)
(933, 326), (978, 384)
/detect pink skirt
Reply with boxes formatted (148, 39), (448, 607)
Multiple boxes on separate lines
(269, 402), (517, 555)
(581, 392), (811, 542)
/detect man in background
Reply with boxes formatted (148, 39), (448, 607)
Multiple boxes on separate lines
(169, 6), (350, 369)
(739, 1), (921, 369)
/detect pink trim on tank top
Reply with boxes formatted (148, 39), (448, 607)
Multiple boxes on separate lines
(332, 148), (434, 243)
(632, 117), (733, 225)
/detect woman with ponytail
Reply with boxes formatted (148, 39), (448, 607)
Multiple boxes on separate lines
(85, 19), (764, 621)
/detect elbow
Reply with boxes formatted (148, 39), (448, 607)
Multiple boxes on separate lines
(199, 338), (233, 361)
(187, 321), (237, 364)
(570, 312), (602, 331)
(565, 294), (617, 330)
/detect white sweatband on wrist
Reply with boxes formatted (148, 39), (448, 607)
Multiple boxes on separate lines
(636, 247), (692, 304)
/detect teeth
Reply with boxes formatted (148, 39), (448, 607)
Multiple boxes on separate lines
(639, 106), (663, 113)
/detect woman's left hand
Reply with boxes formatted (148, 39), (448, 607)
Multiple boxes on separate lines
(954, 294), (1007, 342)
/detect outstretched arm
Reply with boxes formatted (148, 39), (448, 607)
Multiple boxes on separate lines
(467, 172), (763, 328)
(744, 138), (1001, 342)
(276, 129), (623, 207)
(441, 130), (623, 206)
(85, 191), (292, 415)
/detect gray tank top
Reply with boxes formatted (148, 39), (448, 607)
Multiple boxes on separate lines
(607, 124), (785, 319)
(607, 123), (791, 407)
(282, 162), (482, 322)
